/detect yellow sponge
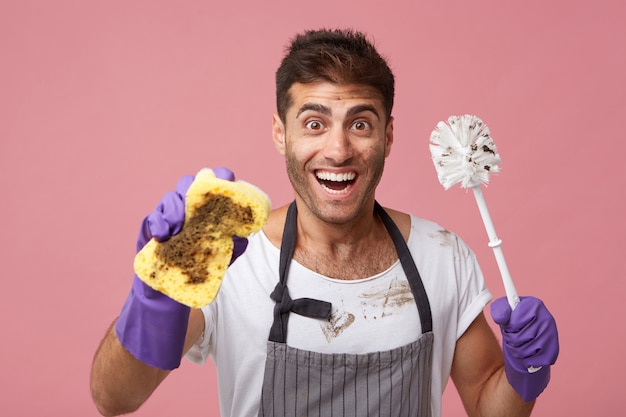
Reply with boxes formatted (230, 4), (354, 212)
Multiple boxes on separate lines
(134, 169), (270, 307)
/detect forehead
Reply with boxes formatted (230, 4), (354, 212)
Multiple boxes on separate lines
(286, 82), (384, 115)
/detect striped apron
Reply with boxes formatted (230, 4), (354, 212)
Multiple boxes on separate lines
(259, 202), (434, 417)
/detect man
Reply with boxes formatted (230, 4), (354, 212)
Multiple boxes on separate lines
(91, 29), (559, 417)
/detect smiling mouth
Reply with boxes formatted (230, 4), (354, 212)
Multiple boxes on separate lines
(316, 171), (356, 195)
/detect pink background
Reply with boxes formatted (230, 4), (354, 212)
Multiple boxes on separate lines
(1, 0), (624, 415)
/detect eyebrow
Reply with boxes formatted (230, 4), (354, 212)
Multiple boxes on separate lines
(295, 103), (380, 120)
(347, 104), (380, 120)
(296, 103), (331, 118)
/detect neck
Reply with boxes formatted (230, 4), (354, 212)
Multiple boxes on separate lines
(295, 199), (379, 248)
(291, 200), (397, 280)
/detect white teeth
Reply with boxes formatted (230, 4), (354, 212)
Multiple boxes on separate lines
(316, 171), (356, 182)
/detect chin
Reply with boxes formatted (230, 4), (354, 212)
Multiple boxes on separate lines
(313, 197), (370, 225)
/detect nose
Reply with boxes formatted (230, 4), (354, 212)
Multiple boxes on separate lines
(323, 128), (353, 164)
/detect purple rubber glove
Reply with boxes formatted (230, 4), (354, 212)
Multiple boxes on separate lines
(491, 296), (559, 402)
(116, 168), (248, 370)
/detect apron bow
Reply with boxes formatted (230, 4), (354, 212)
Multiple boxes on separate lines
(269, 282), (331, 343)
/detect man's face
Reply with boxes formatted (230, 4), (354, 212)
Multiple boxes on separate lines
(272, 82), (394, 225)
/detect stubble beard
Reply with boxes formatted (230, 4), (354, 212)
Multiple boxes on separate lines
(284, 151), (386, 226)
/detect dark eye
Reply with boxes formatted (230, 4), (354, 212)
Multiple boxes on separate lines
(352, 120), (370, 131)
(305, 120), (324, 130)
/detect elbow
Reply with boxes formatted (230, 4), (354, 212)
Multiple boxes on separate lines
(92, 397), (141, 417)
(90, 382), (142, 417)
(92, 401), (122, 417)
(91, 391), (116, 417)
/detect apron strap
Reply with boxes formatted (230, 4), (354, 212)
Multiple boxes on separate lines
(269, 202), (332, 343)
(375, 202), (433, 334)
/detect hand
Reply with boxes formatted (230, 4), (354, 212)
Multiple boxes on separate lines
(137, 174), (194, 250)
(137, 167), (248, 259)
(116, 167), (246, 370)
(490, 296), (559, 402)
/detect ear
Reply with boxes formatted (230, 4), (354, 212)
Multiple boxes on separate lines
(384, 116), (394, 158)
(272, 112), (286, 155)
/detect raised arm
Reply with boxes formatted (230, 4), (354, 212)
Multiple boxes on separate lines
(90, 174), (198, 416)
(90, 168), (248, 416)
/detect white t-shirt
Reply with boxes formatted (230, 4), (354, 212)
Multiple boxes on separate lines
(187, 214), (492, 417)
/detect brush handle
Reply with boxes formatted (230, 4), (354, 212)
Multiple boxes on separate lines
(472, 186), (543, 374)
(471, 186), (520, 310)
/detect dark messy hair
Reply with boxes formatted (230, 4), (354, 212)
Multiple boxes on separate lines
(275, 29), (395, 124)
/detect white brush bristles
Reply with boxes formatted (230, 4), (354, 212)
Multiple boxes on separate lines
(429, 115), (502, 189)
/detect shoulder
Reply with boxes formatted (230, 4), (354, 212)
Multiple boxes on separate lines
(387, 208), (474, 260)
(379, 206), (412, 242)
(261, 205), (289, 247)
